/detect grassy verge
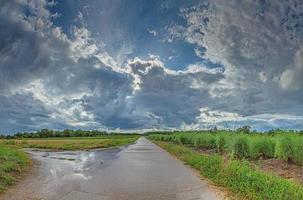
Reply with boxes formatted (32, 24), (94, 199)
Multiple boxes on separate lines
(0, 136), (139, 150)
(152, 140), (303, 200)
(0, 145), (31, 194)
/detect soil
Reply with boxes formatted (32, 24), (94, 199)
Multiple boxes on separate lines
(256, 159), (303, 184)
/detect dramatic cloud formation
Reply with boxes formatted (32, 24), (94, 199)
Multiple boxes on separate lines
(0, 0), (303, 133)
(165, 0), (303, 128)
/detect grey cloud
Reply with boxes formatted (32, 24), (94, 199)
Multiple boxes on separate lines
(280, 46), (303, 90)
(164, 0), (303, 128)
(126, 57), (224, 128)
(1, 0), (303, 133)
(0, 0), (135, 133)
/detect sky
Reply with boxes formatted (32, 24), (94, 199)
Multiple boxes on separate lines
(1, 0), (303, 134)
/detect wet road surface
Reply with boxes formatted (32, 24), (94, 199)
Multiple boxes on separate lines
(1, 137), (220, 200)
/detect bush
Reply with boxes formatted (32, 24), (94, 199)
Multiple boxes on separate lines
(251, 137), (275, 159)
(216, 136), (226, 152)
(193, 135), (216, 149)
(275, 136), (303, 165)
(232, 137), (250, 158)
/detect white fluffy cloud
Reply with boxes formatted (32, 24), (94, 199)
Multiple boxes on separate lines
(1, 0), (303, 133)
(164, 0), (303, 128)
(0, 0), (132, 132)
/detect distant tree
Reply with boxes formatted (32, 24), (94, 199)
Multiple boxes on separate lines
(15, 132), (23, 138)
(63, 129), (71, 137)
(237, 125), (251, 134)
(210, 126), (218, 133)
(38, 129), (53, 138)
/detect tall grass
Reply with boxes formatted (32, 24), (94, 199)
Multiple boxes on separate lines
(149, 131), (303, 165)
(275, 135), (303, 165)
(0, 145), (31, 193)
(153, 140), (303, 200)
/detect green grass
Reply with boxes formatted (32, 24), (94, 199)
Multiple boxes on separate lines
(149, 131), (303, 165)
(0, 145), (31, 193)
(152, 140), (303, 200)
(0, 136), (139, 150)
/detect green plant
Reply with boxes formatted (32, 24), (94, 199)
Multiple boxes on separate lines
(232, 137), (250, 158)
(221, 160), (303, 199)
(216, 136), (226, 152)
(251, 137), (275, 159)
(152, 140), (303, 200)
(275, 136), (303, 165)
(0, 145), (31, 193)
(149, 130), (303, 165)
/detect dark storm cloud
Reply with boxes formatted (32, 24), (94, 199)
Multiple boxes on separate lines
(0, 0), (133, 133)
(165, 0), (303, 129)
(1, 0), (303, 133)
(125, 57), (225, 128)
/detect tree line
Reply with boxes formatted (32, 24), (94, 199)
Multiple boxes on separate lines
(0, 129), (138, 139)
(1, 126), (302, 139)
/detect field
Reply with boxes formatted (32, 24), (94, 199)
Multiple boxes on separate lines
(0, 146), (31, 193)
(149, 131), (303, 200)
(149, 131), (303, 164)
(0, 135), (139, 150)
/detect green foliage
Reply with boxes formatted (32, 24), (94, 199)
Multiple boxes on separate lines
(275, 136), (303, 165)
(149, 131), (303, 165)
(221, 160), (303, 200)
(237, 125), (251, 133)
(0, 145), (31, 193)
(251, 137), (275, 159)
(1, 129), (140, 139)
(232, 137), (250, 158)
(193, 134), (216, 149)
(215, 135), (226, 152)
(153, 140), (303, 200)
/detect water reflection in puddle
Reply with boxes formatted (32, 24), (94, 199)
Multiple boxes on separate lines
(25, 148), (124, 189)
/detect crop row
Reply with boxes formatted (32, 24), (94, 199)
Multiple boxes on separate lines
(149, 132), (303, 165)
(153, 141), (303, 200)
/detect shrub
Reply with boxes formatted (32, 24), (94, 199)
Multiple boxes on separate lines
(275, 136), (303, 165)
(232, 137), (250, 158)
(178, 135), (185, 144)
(251, 137), (275, 159)
(216, 136), (226, 152)
(193, 135), (216, 149)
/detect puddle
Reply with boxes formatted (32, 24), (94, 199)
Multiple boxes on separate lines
(26, 148), (123, 187)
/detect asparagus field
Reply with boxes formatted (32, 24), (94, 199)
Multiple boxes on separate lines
(149, 131), (303, 200)
(149, 131), (303, 165)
